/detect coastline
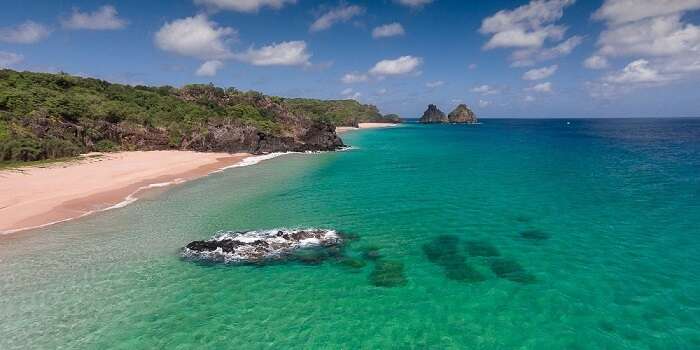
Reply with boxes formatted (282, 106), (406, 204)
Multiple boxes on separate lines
(0, 151), (251, 235)
(336, 122), (398, 133)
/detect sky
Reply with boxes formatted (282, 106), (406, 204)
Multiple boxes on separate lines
(1, 0), (699, 118)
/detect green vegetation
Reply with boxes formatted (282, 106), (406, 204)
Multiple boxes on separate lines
(283, 98), (397, 126)
(0, 69), (394, 164)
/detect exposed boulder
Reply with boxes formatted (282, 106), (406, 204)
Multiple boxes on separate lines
(448, 104), (478, 124)
(419, 104), (448, 124)
(183, 228), (344, 264)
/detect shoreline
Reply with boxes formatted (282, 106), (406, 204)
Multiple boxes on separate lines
(336, 122), (398, 133)
(0, 151), (251, 235)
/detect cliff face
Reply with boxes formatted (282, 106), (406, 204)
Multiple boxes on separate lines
(419, 104), (448, 124)
(448, 104), (478, 124)
(0, 70), (345, 162)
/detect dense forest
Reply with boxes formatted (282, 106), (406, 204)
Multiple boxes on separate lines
(0, 69), (399, 163)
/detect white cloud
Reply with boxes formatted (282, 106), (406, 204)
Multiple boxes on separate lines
(236, 41), (311, 66)
(522, 65), (558, 80)
(480, 0), (574, 50)
(524, 95), (536, 102)
(369, 55), (422, 76)
(394, 0), (434, 8)
(470, 84), (499, 95)
(62, 5), (128, 30)
(194, 0), (296, 12)
(510, 35), (583, 66)
(372, 23), (405, 38)
(478, 99), (492, 108)
(310, 5), (364, 32)
(341, 87), (361, 100)
(426, 80), (444, 88)
(526, 81), (553, 92)
(0, 21), (50, 44)
(155, 14), (236, 60)
(597, 14), (700, 57)
(592, 0), (700, 25)
(376, 88), (387, 95)
(603, 59), (675, 83)
(196, 60), (224, 76)
(0, 51), (23, 68)
(341, 72), (369, 83)
(584, 55), (609, 69)
(468, 63), (477, 69)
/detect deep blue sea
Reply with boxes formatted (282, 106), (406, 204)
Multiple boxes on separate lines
(1, 118), (699, 349)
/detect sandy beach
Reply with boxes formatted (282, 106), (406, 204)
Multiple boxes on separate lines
(0, 151), (250, 234)
(336, 123), (398, 133)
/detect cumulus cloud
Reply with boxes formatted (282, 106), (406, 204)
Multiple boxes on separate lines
(480, 0), (574, 49)
(394, 0), (434, 8)
(341, 72), (369, 83)
(522, 65), (558, 80)
(235, 41), (311, 66)
(0, 21), (50, 44)
(584, 55), (609, 69)
(155, 14), (236, 60)
(310, 4), (364, 32)
(341, 87), (361, 100)
(588, 0), (700, 92)
(196, 60), (224, 76)
(61, 5), (128, 30)
(524, 95), (536, 102)
(372, 23), (405, 38)
(592, 0), (700, 25)
(480, 0), (581, 66)
(478, 99), (492, 108)
(194, 0), (296, 12)
(470, 85), (499, 95)
(426, 80), (444, 88)
(526, 81), (553, 92)
(603, 59), (675, 84)
(468, 63), (478, 69)
(0, 51), (24, 68)
(369, 55), (422, 76)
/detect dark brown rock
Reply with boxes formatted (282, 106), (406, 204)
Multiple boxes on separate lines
(419, 104), (448, 124)
(448, 104), (478, 124)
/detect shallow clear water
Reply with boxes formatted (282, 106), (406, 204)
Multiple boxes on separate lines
(1, 119), (700, 349)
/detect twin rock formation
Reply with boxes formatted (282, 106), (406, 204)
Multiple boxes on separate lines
(419, 104), (478, 124)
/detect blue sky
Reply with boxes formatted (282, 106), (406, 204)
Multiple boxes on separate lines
(1, 0), (699, 118)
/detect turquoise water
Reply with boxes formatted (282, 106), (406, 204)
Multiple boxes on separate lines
(1, 119), (700, 349)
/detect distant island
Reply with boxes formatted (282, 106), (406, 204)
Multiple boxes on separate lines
(419, 104), (477, 124)
(0, 69), (400, 164)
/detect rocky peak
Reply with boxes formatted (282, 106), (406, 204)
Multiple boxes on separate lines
(419, 104), (448, 124)
(448, 104), (478, 124)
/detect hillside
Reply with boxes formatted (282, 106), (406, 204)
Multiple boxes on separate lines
(0, 70), (395, 163)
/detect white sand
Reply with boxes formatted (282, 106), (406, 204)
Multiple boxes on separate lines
(0, 151), (250, 234)
(336, 123), (398, 133)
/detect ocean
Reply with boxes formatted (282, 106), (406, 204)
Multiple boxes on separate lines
(1, 118), (699, 349)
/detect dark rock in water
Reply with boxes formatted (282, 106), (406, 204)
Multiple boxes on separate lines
(337, 257), (367, 270)
(488, 258), (536, 284)
(183, 229), (343, 264)
(465, 240), (501, 257)
(419, 104), (448, 124)
(370, 260), (407, 287)
(447, 104), (478, 124)
(423, 235), (486, 283)
(360, 245), (382, 261)
(520, 230), (550, 240)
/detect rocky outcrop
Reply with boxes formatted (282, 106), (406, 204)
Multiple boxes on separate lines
(183, 228), (344, 263)
(419, 104), (448, 124)
(448, 104), (478, 124)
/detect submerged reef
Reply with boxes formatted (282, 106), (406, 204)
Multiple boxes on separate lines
(465, 240), (501, 257)
(488, 258), (536, 284)
(423, 235), (486, 283)
(520, 229), (550, 241)
(370, 260), (408, 287)
(183, 228), (344, 264)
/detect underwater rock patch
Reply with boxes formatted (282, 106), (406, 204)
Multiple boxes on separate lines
(465, 240), (501, 257)
(370, 260), (407, 287)
(520, 229), (550, 240)
(423, 235), (486, 283)
(488, 258), (536, 284)
(182, 228), (343, 264)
